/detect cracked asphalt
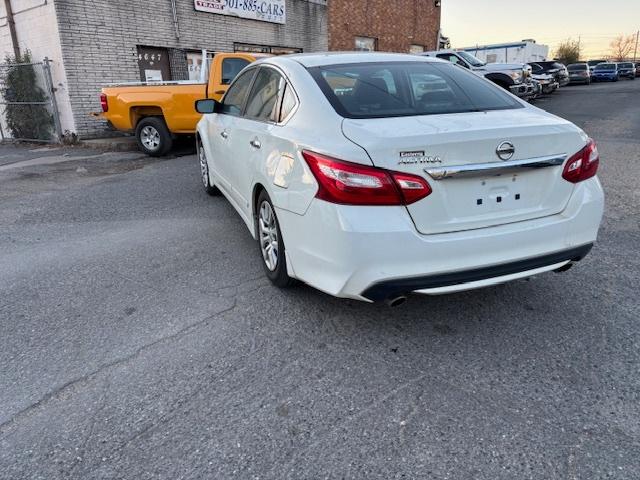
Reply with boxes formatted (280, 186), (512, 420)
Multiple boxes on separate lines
(1, 80), (639, 479)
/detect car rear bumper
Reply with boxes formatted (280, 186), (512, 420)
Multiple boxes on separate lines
(569, 75), (590, 83)
(360, 243), (592, 301)
(276, 177), (604, 302)
(593, 74), (617, 81)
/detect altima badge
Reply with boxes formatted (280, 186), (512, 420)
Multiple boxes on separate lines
(496, 142), (515, 161)
(399, 150), (442, 165)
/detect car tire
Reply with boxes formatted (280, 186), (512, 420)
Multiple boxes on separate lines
(135, 117), (173, 157)
(256, 190), (295, 288)
(197, 138), (220, 196)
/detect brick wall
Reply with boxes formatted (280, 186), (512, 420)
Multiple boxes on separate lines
(53, 0), (328, 137)
(328, 0), (440, 53)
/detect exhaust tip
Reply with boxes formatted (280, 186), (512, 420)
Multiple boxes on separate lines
(386, 295), (407, 307)
(554, 262), (575, 273)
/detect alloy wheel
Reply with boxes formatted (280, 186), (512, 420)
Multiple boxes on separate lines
(199, 144), (209, 187)
(140, 126), (161, 151)
(259, 201), (279, 271)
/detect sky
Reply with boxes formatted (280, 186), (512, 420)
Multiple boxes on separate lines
(441, 0), (640, 59)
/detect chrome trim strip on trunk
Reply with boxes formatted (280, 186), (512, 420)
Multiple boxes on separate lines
(424, 154), (567, 180)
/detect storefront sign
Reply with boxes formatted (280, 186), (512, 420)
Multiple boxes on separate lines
(194, 0), (286, 24)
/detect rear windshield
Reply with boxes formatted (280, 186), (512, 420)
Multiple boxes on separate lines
(567, 64), (587, 71)
(308, 61), (523, 119)
(619, 63), (633, 68)
(595, 64), (616, 70)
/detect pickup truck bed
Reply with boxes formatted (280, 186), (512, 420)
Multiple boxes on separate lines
(102, 83), (206, 134)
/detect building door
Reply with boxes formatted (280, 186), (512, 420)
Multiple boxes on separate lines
(137, 46), (171, 82)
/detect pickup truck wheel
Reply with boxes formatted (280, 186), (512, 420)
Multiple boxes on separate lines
(197, 138), (220, 196)
(135, 117), (172, 156)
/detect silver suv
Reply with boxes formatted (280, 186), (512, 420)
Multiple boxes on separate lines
(421, 49), (537, 99)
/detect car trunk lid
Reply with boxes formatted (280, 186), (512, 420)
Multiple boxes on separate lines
(342, 109), (585, 235)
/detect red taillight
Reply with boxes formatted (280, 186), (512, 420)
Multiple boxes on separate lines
(391, 172), (433, 204)
(100, 93), (108, 113)
(562, 139), (599, 183)
(302, 150), (431, 206)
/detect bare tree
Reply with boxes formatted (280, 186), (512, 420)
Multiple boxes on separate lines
(610, 35), (635, 61)
(555, 39), (581, 65)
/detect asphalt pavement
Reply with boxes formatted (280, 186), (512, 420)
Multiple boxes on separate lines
(1, 79), (639, 479)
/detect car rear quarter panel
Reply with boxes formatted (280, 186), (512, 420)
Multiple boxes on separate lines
(249, 58), (375, 217)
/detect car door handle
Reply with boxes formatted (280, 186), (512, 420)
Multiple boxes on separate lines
(220, 130), (228, 139)
(249, 139), (261, 149)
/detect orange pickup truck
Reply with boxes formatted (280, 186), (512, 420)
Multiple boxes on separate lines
(99, 52), (257, 156)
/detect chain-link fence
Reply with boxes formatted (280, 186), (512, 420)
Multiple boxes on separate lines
(0, 58), (62, 143)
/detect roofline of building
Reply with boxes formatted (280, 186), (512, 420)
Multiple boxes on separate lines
(461, 42), (547, 52)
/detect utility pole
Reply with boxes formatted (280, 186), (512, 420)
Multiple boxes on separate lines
(3, 0), (20, 59)
(578, 35), (582, 62)
(634, 30), (639, 63)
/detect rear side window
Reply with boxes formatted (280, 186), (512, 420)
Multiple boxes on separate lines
(221, 58), (250, 85)
(220, 68), (256, 116)
(245, 67), (283, 122)
(309, 61), (522, 119)
(279, 84), (297, 121)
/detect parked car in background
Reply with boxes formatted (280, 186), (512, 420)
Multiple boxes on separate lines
(99, 52), (258, 156)
(587, 59), (607, 74)
(567, 63), (591, 85)
(592, 63), (620, 82)
(420, 49), (536, 100)
(617, 62), (636, 80)
(195, 53), (604, 303)
(530, 62), (570, 87)
(636, 63), (640, 77)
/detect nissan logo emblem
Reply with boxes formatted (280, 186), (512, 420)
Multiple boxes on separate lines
(496, 141), (515, 161)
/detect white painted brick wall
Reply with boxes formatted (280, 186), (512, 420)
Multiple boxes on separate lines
(0, 0), (76, 134)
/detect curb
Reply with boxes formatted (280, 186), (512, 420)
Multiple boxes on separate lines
(79, 136), (139, 152)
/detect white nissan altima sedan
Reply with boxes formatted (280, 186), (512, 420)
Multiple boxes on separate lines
(195, 52), (604, 304)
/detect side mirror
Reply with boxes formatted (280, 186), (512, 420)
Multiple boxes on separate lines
(195, 99), (218, 114)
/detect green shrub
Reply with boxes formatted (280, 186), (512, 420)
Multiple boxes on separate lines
(1, 51), (54, 140)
